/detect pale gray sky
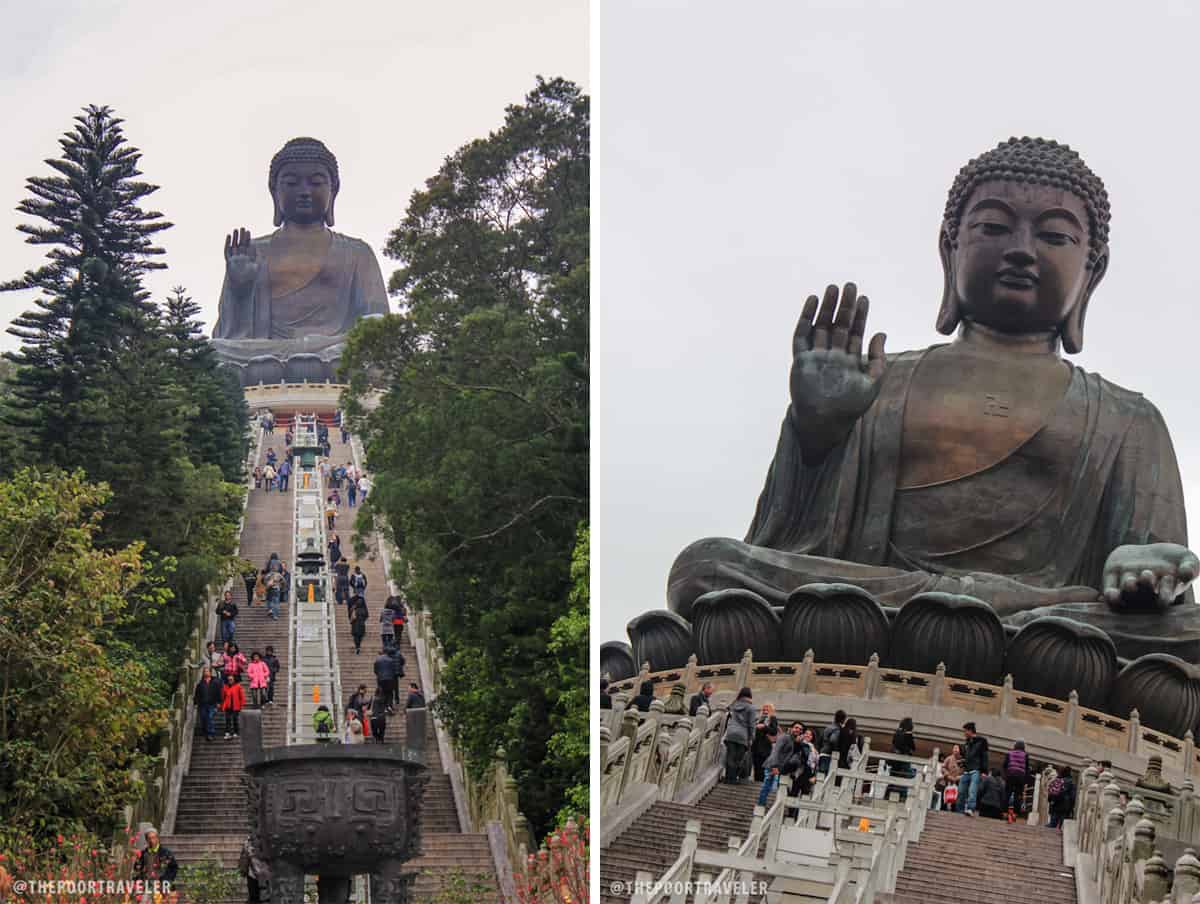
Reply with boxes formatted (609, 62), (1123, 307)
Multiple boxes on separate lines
(595, 0), (1200, 645)
(0, 0), (587, 340)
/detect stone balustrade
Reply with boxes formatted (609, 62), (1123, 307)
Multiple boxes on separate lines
(1074, 763), (1200, 903)
(119, 417), (264, 848)
(605, 649), (1200, 786)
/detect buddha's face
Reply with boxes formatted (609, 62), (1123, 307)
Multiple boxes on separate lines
(273, 161), (334, 226)
(949, 179), (1093, 336)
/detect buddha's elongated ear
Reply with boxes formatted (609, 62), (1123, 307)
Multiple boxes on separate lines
(326, 191), (336, 228)
(272, 187), (284, 228)
(1061, 249), (1108, 354)
(936, 225), (960, 335)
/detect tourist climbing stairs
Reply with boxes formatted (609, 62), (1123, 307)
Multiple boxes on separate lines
(163, 419), (499, 902)
(876, 810), (1076, 904)
(326, 428), (499, 900)
(164, 427), (293, 897)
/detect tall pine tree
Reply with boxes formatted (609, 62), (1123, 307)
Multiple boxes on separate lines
(161, 286), (248, 482)
(2, 104), (170, 468)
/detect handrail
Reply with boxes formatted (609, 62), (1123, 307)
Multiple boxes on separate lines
(631, 745), (940, 903)
(121, 415), (263, 846)
(606, 650), (1200, 779)
(346, 433), (534, 895)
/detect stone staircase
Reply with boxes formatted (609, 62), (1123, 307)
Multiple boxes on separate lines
(602, 782), (1078, 904)
(164, 433), (293, 897)
(601, 781), (770, 903)
(163, 423), (499, 902)
(325, 428), (499, 900)
(877, 811), (1076, 904)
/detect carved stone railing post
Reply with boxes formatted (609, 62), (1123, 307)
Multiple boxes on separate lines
(931, 662), (946, 707)
(1000, 674), (1014, 719)
(797, 649), (814, 693)
(735, 649), (753, 690)
(684, 654), (698, 692)
(600, 725), (610, 778)
(1142, 848), (1170, 902)
(1187, 731), (1197, 780)
(618, 707), (641, 799)
(668, 717), (694, 800)
(865, 653), (881, 700)
(1173, 848), (1200, 902)
(1130, 709), (1142, 755)
(1066, 690), (1079, 736)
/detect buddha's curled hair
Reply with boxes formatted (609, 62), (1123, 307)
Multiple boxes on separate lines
(942, 137), (1110, 268)
(268, 137), (340, 195)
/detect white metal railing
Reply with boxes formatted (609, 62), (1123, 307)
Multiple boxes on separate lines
(630, 747), (939, 904)
(287, 445), (340, 744)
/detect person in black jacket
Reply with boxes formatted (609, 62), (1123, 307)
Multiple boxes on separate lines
(1048, 764), (1077, 829)
(193, 666), (223, 741)
(347, 684), (370, 724)
(689, 682), (714, 717)
(350, 596), (369, 653)
(957, 722), (990, 816)
(752, 703), (780, 781)
(889, 716), (917, 800)
(978, 768), (1008, 818)
(217, 593), (238, 644)
(631, 680), (655, 712)
(134, 828), (178, 886)
(374, 649), (398, 714)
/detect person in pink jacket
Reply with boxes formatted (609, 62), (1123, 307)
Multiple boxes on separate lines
(247, 651), (270, 708)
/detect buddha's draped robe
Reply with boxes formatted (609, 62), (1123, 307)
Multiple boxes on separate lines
(668, 347), (1200, 660)
(212, 230), (389, 363)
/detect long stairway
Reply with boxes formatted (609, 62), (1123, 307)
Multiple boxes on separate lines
(601, 781), (768, 903)
(877, 810), (1076, 904)
(326, 427), (499, 900)
(164, 428), (293, 888)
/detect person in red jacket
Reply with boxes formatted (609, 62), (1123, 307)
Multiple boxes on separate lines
(221, 672), (245, 739)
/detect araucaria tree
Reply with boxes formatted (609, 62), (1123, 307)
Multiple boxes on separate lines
(0, 106), (247, 755)
(342, 76), (588, 834)
(2, 104), (170, 466)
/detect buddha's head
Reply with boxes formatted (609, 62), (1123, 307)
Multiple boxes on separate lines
(938, 137), (1110, 353)
(268, 137), (340, 228)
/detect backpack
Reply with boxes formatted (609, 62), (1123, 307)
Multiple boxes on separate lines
(1048, 776), (1065, 798)
(315, 715), (332, 736)
(821, 724), (840, 755)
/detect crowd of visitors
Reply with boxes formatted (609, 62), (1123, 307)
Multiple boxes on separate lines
(605, 675), (1099, 834)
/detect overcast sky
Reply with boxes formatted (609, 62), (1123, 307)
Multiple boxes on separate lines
(595, 0), (1200, 646)
(0, 0), (586, 341)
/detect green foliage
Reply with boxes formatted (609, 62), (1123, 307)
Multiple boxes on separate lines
(175, 858), (242, 904)
(0, 469), (162, 843)
(426, 869), (495, 904)
(547, 525), (588, 826)
(342, 76), (588, 835)
(0, 105), (249, 842)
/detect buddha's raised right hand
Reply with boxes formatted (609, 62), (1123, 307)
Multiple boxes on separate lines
(224, 227), (258, 290)
(789, 283), (887, 462)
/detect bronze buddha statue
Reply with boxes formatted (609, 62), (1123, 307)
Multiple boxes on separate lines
(617, 138), (1200, 736)
(211, 137), (389, 384)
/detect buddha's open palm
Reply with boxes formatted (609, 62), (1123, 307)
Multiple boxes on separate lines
(1102, 543), (1200, 611)
(224, 227), (258, 289)
(789, 283), (887, 458)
